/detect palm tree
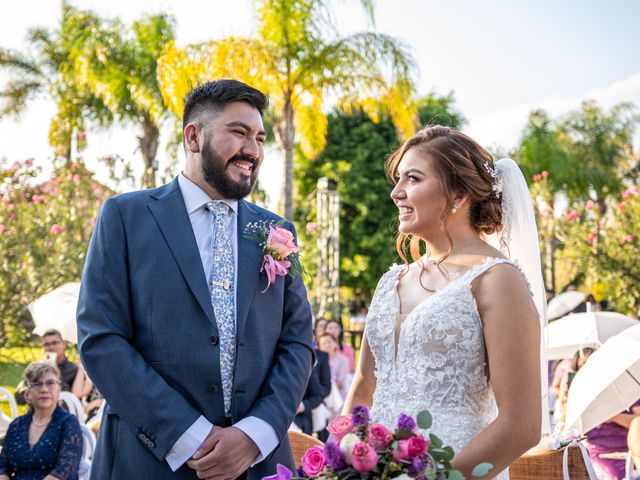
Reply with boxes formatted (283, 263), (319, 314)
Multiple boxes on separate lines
(0, 2), (108, 161)
(73, 12), (175, 187)
(157, 0), (417, 219)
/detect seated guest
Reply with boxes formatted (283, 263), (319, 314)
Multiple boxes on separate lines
(0, 361), (82, 480)
(317, 333), (350, 401)
(325, 319), (356, 374)
(293, 361), (326, 435)
(71, 360), (103, 421)
(16, 330), (78, 405)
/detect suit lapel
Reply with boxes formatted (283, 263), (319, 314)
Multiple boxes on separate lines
(147, 179), (215, 327)
(236, 200), (264, 338)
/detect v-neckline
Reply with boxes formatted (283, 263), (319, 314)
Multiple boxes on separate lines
(27, 411), (53, 451)
(391, 257), (500, 363)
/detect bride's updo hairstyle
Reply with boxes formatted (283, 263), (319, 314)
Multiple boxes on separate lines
(385, 125), (503, 264)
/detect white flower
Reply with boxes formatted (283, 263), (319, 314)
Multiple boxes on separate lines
(339, 433), (361, 464)
(394, 475), (413, 480)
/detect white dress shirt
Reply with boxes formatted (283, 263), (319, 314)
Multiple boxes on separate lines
(165, 173), (278, 471)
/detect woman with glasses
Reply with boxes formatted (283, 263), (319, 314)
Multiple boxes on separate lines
(0, 361), (82, 480)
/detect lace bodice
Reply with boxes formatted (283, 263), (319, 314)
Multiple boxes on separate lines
(368, 257), (520, 480)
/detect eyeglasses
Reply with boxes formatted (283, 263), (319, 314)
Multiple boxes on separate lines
(42, 340), (63, 348)
(29, 380), (61, 391)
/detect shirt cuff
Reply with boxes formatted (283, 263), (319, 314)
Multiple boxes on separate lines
(166, 416), (213, 472)
(233, 416), (279, 465)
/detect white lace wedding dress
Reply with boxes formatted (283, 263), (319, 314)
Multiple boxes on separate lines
(368, 257), (518, 480)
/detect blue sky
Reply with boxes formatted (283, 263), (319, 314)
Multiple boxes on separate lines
(1, 0), (639, 208)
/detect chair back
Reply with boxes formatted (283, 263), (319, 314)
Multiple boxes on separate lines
(0, 387), (19, 418)
(59, 391), (86, 423)
(79, 423), (96, 460)
(511, 445), (594, 479)
(288, 431), (324, 467)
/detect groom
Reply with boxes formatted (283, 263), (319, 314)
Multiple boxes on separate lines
(77, 79), (314, 479)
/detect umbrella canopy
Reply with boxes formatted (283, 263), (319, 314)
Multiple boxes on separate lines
(547, 291), (586, 320)
(29, 282), (81, 343)
(565, 323), (640, 434)
(545, 311), (639, 360)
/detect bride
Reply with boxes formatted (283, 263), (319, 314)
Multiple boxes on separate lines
(343, 125), (547, 479)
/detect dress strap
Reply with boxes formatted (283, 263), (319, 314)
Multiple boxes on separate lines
(463, 257), (532, 294)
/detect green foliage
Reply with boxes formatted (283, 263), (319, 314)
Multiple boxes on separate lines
(0, 158), (113, 344)
(556, 182), (640, 314)
(295, 93), (464, 306)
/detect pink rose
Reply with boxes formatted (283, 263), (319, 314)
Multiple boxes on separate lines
(351, 442), (378, 473)
(266, 226), (298, 259)
(407, 435), (429, 457)
(327, 415), (353, 442)
(368, 423), (393, 451)
(50, 224), (64, 236)
(301, 445), (325, 477)
(392, 439), (411, 462)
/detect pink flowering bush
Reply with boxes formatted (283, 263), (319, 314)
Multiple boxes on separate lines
(556, 180), (640, 314)
(0, 157), (113, 343)
(264, 406), (493, 480)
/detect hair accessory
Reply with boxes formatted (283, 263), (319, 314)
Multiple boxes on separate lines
(483, 161), (502, 198)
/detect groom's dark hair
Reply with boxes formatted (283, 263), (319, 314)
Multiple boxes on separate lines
(182, 79), (269, 133)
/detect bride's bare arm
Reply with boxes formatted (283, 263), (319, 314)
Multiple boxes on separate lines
(451, 263), (541, 479)
(342, 331), (376, 414)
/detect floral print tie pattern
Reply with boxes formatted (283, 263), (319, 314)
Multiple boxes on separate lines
(206, 200), (235, 415)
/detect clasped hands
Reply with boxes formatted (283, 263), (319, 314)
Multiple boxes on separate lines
(187, 426), (259, 480)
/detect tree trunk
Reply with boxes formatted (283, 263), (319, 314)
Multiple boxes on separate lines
(139, 116), (160, 188)
(275, 100), (295, 220)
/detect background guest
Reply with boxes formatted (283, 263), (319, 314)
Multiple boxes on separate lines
(317, 333), (350, 402)
(0, 361), (82, 480)
(71, 360), (103, 422)
(15, 330), (78, 405)
(325, 319), (356, 374)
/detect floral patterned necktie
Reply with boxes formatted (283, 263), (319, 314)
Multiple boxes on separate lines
(205, 200), (235, 415)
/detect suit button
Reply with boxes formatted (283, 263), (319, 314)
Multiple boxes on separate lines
(208, 384), (219, 394)
(209, 335), (219, 346)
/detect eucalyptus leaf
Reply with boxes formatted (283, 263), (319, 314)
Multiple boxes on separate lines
(430, 433), (443, 448)
(471, 462), (494, 477)
(396, 428), (414, 440)
(417, 410), (433, 429)
(448, 470), (465, 480)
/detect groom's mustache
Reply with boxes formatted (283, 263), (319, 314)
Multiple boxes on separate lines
(227, 154), (257, 170)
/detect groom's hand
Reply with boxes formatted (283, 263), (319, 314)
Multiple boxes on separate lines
(187, 426), (259, 479)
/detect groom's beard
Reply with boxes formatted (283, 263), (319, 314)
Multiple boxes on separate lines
(201, 143), (258, 200)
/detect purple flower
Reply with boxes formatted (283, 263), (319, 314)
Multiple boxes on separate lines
(408, 456), (426, 478)
(323, 440), (347, 470)
(397, 413), (417, 431)
(263, 463), (292, 480)
(352, 405), (370, 429)
(295, 466), (308, 478)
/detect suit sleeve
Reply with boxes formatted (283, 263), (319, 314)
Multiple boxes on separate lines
(76, 198), (202, 461)
(244, 220), (315, 442)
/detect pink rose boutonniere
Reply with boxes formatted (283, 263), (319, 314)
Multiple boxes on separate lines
(244, 220), (303, 292)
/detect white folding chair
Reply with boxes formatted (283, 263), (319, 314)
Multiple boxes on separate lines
(78, 423), (96, 480)
(59, 391), (86, 423)
(0, 387), (19, 419)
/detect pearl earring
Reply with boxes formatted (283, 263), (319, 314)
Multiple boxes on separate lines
(451, 205), (458, 213)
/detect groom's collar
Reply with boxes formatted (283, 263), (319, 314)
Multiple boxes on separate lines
(177, 173), (238, 215)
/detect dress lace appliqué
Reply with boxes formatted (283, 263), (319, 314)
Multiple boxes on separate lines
(367, 258), (524, 480)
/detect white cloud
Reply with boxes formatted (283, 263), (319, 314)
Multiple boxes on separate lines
(467, 72), (640, 151)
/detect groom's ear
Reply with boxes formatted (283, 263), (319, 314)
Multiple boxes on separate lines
(184, 123), (201, 153)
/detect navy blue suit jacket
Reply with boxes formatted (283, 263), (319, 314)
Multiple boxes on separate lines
(77, 178), (314, 479)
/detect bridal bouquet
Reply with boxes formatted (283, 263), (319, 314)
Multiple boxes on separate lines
(266, 406), (492, 480)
